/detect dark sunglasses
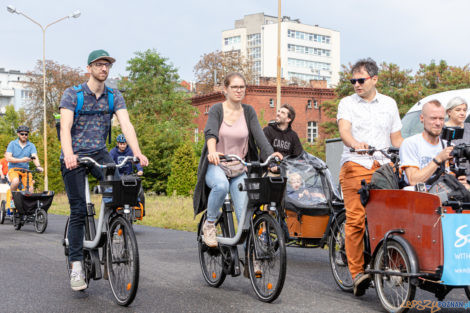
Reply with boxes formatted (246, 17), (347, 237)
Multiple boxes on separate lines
(19, 133), (28, 136)
(350, 76), (372, 85)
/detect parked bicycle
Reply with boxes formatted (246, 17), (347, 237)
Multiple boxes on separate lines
(197, 154), (287, 303)
(62, 155), (141, 306)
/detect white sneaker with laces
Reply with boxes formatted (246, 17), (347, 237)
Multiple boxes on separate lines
(70, 261), (87, 291)
(202, 221), (218, 247)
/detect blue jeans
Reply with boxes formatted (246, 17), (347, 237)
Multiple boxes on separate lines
(205, 164), (247, 223)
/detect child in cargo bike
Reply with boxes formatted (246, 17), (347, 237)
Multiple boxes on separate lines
(286, 172), (325, 204)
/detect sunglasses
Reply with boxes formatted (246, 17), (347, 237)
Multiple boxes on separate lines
(19, 133), (28, 136)
(350, 76), (372, 85)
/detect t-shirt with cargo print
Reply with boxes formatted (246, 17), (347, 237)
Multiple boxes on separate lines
(59, 83), (126, 155)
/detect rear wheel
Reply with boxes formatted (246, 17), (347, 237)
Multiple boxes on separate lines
(107, 215), (139, 306)
(198, 213), (226, 287)
(247, 213), (286, 303)
(0, 200), (5, 224)
(34, 209), (48, 233)
(328, 212), (353, 291)
(374, 240), (416, 313)
(465, 286), (470, 300)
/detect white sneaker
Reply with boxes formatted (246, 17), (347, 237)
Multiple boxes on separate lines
(253, 257), (262, 277)
(202, 221), (218, 247)
(70, 270), (87, 291)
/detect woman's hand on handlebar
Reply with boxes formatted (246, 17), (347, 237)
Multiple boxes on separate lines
(207, 151), (224, 165)
(64, 154), (79, 170)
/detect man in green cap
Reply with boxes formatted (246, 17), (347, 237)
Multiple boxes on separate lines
(59, 49), (148, 291)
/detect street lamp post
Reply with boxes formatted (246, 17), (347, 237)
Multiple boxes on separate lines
(7, 5), (80, 191)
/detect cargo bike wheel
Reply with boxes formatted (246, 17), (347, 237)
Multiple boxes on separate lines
(198, 213), (226, 288)
(328, 211), (353, 292)
(106, 215), (139, 306)
(0, 200), (5, 224)
(247, 213), (286, 303)
(374, 240), (416, 313)
(34, 208), (48, 233)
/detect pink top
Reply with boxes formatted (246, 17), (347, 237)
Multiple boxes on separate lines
(216, 112), (249, 159)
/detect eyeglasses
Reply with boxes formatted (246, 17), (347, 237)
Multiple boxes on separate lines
(229, 85), (246, 91)
(19, 133), (28, 136)
(92, 62), (113, 69)
(350, 76), (372, 85)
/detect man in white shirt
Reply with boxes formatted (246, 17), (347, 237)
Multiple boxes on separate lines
(400, 100), (459, 186)
(337, 58), (403, 296)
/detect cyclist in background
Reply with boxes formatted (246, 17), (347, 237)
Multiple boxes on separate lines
(5, 126), (43, 192)
(109, 134), (143, 176)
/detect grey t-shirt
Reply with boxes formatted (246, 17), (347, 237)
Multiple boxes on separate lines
(59, 83), (126, 155)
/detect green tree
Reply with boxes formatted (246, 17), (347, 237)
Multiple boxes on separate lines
(119, 49), (197, 193)
(166, 141), (198, 196)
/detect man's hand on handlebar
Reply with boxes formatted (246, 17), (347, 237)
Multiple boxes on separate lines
(36, 166), (44, 172)
(134, 153), (149, 167)
(350, 141), (369, 154)
(208, 151), (224, 166)
(64, 154), (79, 170)
(435, 146), (453, 164)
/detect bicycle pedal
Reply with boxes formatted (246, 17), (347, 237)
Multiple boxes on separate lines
(255, 272), (262, 279)
(233, 266), (241, 277)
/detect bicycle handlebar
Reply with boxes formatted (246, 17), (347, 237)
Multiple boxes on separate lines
(78, 156), (139, 169)
(349, 146), (399, 158)
(220, 154), (281, 168)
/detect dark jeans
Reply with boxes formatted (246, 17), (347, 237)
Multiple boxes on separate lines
(61, 149), (117, 262)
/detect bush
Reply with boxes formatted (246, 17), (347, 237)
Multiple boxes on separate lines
(166, 141), (198, 196)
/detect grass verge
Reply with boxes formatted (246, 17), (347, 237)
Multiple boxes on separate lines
(49, 193), (199, 232)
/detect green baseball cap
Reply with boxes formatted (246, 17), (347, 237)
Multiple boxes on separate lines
(87, 49), (116, 65)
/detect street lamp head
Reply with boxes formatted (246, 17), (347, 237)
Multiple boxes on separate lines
(7, 5), (19, 14)
(70, 10), (81, 18)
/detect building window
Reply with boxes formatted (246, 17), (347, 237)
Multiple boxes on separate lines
(287, 44), (331, 57)
(224, 35), (241, 46)
(269, 99), (274, 108)
(307, 100), (312, 109)
(21, 90), (32, 99)
(288, 72), (331, 85)
(248, 47), (261, 59)
(287, 29), (331, 44)
(307, 121), (318, 143)
(314, 100), (318, 109)
(247, 33), (261, 47)
(194, 128), (199, 143)
(288, 58), (331, 72)
(204, 105), (210, 114)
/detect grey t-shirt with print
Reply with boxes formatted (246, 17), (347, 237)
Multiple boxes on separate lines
(59, 83), (126, 155)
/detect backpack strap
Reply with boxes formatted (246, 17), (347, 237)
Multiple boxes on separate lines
(106, 87), (114, 144)
(73, 85), (84, 117)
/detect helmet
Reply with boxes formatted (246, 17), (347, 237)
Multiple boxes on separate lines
(16, 125), (30, 133)
(116, 134), (126, 143)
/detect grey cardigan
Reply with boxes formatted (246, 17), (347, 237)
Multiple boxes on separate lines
(193, 102), (274, 216)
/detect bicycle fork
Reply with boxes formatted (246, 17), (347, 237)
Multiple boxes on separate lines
(222, 196), (241, 277)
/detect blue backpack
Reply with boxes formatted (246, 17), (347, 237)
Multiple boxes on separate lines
(73, 84), (115, 144)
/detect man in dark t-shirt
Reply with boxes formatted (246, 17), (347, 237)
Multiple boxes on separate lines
(263, 104), (303, 160)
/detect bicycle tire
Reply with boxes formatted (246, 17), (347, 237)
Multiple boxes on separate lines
(0, 200), (5, 224)
(465, 286), (470, 300)
(34, 209), (48, 233)
(198, 213), (226, 288)
(247, 213), (286, 303)
(374, 240), (416, 313)
(328, 211), (353, 292)
(13, 212), (21, 230)
(106, 215), (139, 306)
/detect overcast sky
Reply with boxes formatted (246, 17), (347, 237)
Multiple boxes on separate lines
(1, 0), (469, 81)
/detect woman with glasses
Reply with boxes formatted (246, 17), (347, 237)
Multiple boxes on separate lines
(193, 72), (282, 249)
(444, 96), (470, 182)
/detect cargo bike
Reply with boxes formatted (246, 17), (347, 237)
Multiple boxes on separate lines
(329, 147), (470, 313)
(0, 168), (54, 233)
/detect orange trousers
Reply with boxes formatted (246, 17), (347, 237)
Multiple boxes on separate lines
(339, 161), (380, 279)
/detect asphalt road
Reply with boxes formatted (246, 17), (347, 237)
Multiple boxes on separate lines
(0, 214), (468, 313)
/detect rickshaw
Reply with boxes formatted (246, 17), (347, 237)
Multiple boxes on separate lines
(279, 151), (345, 248)
(329, 147), (470, 313)
(0, 168), (54, 233)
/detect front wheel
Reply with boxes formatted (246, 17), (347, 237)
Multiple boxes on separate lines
(107, 215), (139, 306)
(374, 240), (416, 313)
(0, 200), (5, 224)
(197, 213), (226, 287)
(34, 209), (48, 233)
(328, 211), (353, 292)
(247, 213), (286, 303)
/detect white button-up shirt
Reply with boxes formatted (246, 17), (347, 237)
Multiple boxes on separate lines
(337, 92), (402, 169)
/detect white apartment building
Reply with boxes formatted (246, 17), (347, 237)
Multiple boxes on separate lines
(222, 13), (340, 87)
(0, 68), (32, 113)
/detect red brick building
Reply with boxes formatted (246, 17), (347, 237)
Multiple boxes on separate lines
(191, 83), (336, 143)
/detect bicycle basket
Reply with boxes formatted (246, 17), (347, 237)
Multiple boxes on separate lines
(100, 176), (141, 208)
(245, 176), (286, 206)
(12, 191), (55, 215)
